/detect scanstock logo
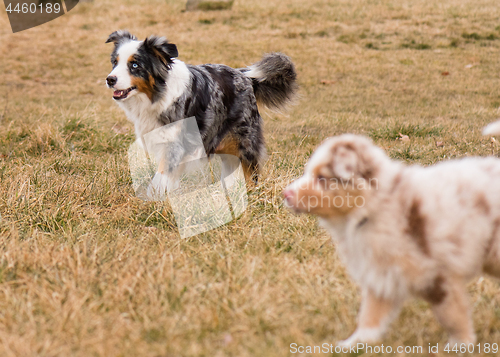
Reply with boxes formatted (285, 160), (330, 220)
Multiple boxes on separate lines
(128, 118), (249, 239)
(4, 0), (79, 33)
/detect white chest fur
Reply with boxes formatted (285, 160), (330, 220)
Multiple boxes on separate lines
(115, 59), (191, 141)
(319, 217), (408, 300)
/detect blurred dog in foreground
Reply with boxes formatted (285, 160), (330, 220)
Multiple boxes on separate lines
(284, 129), (500, 346)
(105, 30), (297, 196)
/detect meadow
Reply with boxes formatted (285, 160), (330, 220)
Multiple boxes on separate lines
(1, 0), (500, 355)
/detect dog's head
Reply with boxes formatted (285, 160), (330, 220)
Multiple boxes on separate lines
(105, 30), (179, 103)
(283, 134), (386, 217)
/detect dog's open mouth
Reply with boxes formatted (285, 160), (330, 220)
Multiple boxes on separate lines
(113, 86), (136, 100)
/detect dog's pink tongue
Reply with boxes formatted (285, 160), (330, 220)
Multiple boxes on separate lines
(114, 90), (122, 97)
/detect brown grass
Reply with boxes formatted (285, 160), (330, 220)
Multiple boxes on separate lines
(1, 0), (500, 355)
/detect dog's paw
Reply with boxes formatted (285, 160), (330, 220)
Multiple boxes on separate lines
(337, 328), (382, 348)
(447, 334), (476, 347)
(337, 337), (358, 349)
(146, 172), (169, 201)
(165, 176), (181, 193)
(146, 172), (182, 200)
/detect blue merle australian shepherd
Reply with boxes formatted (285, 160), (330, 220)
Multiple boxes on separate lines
(106, 30), (297, 192)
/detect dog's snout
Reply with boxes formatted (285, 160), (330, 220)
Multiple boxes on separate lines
(283, 188), (293, 200)
(106, 76), (117, 87)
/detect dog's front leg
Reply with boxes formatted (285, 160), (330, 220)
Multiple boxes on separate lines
(338, 289), (403, 347)
(147, 157), (170, 201)
(146, 143), (185, 200)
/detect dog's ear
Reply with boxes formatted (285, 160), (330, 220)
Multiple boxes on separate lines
(105, 30), (137, 44)
(143, 35), (179, 66)
(329, 139), (377, 181)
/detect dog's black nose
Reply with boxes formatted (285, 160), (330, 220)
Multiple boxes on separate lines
(106, 76), (117, 87)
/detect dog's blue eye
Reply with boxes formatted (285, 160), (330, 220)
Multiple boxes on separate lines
(132, 63), (138, 69)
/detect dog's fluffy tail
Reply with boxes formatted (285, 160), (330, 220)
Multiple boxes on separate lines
(483, 120), (500, 136)
(242, 53), (298, 111)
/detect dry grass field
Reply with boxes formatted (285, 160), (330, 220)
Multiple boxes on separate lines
(1, 0), (500, 355)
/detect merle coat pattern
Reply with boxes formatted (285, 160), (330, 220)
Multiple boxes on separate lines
(106, 30), (297, 184)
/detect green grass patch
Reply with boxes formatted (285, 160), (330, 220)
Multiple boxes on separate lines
(401, 39), (431, 50)
(198, 18), (215, 24)
(369, 123), (442, 140)
(391, 145), (423, 161)
(462, 32), (498, 41)
(399, 59), (414, 65)
(197, 0), (234, 11)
